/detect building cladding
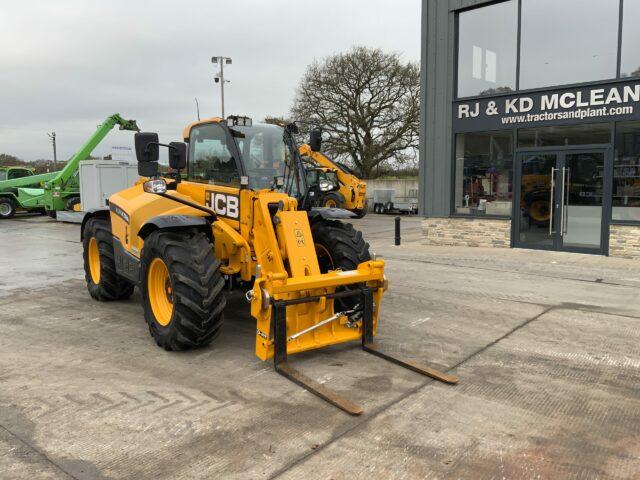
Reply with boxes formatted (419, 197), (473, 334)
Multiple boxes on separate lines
(420, 0), (640, 258)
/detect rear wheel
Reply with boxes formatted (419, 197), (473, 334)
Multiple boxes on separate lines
(83, 217), (135, 301)
(0, 198), (16, 219)
(140, 229), (226, 351)
(311, 219), (371, 311)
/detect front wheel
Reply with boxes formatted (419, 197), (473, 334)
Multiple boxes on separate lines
(311, 219), (371, 311)
(140, 229), (226, 351)
(322, 192), (345, 209)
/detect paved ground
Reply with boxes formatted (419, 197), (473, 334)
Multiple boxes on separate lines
(1, 213), (639, 479)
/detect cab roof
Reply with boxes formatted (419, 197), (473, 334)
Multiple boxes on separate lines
(182, 117), (223, 141)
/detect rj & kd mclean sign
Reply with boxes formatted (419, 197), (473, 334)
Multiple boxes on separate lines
(453, 80), (640, 132)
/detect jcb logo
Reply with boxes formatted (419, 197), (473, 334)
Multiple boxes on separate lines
(206, 192), (239, 219)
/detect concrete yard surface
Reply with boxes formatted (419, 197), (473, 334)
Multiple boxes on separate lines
(1, 214), (639, 479)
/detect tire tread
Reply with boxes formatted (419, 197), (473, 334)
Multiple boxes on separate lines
(141, 230), (225, 351)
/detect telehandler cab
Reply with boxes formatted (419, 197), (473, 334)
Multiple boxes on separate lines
(81, 116), (457, 415)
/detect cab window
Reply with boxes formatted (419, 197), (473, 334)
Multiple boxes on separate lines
(0, 171), (6, 181)
(8, 169), (32, 179)
(233, 124), (290, 190)
(188, 123), (239, 187)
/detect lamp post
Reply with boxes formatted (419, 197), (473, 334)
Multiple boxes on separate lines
(47, 131), (57, 170)
(211, 56), (232, 118)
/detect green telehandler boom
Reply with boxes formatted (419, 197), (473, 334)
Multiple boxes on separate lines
(0, 114), (139, 219)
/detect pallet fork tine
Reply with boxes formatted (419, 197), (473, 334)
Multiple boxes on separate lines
(360, 288), (459, 385)
(272, 287), (458, 416)
(273, 300), (364, 415)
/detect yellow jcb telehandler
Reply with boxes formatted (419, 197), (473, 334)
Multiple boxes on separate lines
(81, 116), (457, 415)
(298, 129), (368, 217)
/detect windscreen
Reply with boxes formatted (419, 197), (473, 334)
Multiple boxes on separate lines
(233, 124), (291, 190)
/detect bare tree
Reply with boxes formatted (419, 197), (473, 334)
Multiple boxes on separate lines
(291, 46), (419, 178)
(263, 115), (289, 126)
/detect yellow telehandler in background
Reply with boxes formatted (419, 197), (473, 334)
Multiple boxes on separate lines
(81, 116), (457, 415)
(298, 130), (367, 217)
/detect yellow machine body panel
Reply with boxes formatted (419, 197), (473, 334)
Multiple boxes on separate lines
(299, 144), (367, 211)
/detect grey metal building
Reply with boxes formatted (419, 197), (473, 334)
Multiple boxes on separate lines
(420, 0), (640, 257)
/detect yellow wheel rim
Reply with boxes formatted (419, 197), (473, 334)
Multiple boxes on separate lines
(88, 237), (101, 284)
(530, 200), (550, 222)
(325, 198), (337, 208)
(148, 258), (173, 327)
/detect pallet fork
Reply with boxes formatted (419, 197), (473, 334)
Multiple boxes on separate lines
(272, 287), (458, 415)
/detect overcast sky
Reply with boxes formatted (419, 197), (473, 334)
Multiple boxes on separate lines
(0, 0), (420, 161)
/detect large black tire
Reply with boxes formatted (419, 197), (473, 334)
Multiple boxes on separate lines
(311, 219), (371, 311)
(83, 217), (135, 301)
(0, 197), (16, 219)
(140, 229), (226, 351)
(321, 192), (345, 209)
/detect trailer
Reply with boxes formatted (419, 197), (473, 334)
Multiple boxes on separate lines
(371, 188), (418, 214)
(57, 159), (139, 224)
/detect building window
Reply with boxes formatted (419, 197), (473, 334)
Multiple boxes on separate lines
(457, 0), (518, 98)
(517, 123), (611, 148)
(454, 131), (513, 216)
(621, 0), (640, 78)
(613, 121), (640, 222)
(519, 0), (619, 90)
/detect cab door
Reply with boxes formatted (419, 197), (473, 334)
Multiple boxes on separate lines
(180, 121), (244, 232)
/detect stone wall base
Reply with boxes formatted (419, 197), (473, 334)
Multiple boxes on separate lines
(422, 217), (511, 248)
(609, 225), (640, 259)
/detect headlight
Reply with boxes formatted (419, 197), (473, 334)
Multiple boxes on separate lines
(319, 179), (334, 192)
(143, 178), (167, 194)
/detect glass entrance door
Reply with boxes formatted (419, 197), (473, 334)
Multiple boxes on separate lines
(516, 150), (606, 253)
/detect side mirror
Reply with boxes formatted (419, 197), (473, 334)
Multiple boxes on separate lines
(285, 122), (299, 135)
(135, 132), (159, 177)
(310, 128), (322, 152)
(168, 142), (187, 170)
(135, 132), (159, 162)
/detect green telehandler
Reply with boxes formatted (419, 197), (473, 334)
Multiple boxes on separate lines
(0, 114), (139, 219)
